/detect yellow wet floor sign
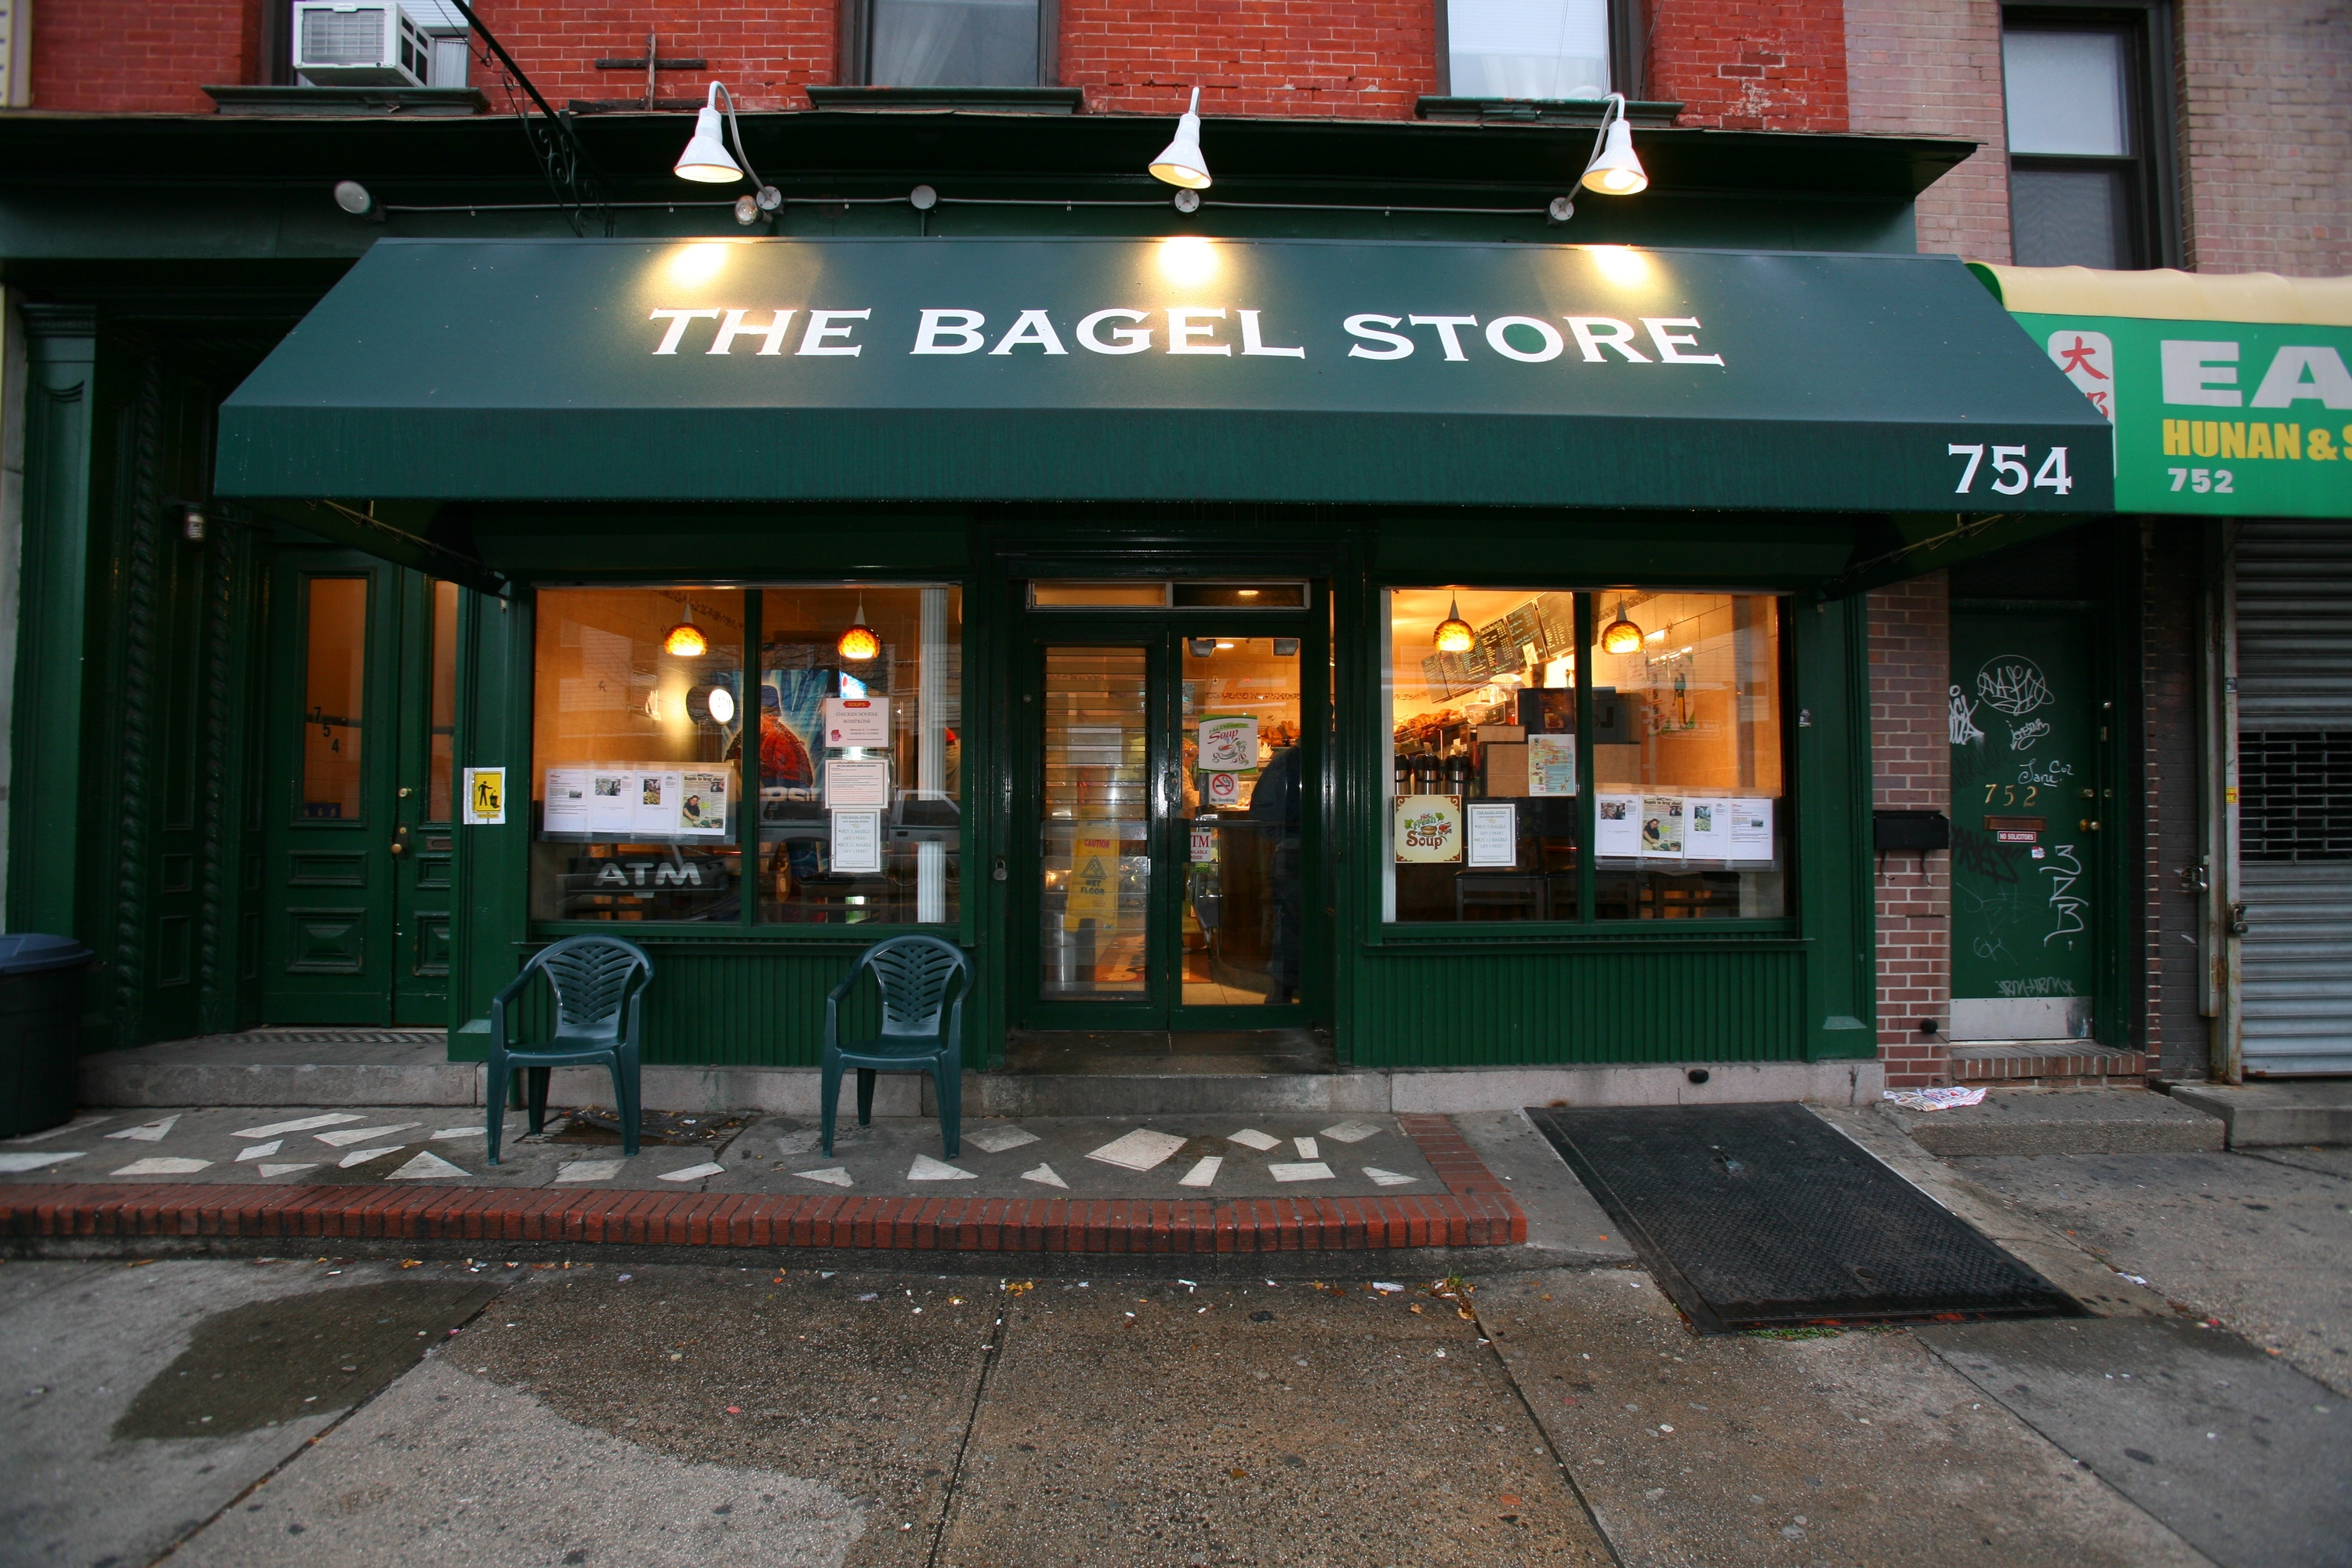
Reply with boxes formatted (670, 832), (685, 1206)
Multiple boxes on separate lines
(1065, 833), (1120, 928)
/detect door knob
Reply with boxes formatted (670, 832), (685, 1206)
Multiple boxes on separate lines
(2078, 818), (2101, 832)
(390, 823), (412, 857)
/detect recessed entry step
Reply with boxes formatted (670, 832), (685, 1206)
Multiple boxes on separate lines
(1004, 1029), (1338, 1076)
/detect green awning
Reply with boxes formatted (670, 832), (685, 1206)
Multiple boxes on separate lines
(216, 236), (2114, 513)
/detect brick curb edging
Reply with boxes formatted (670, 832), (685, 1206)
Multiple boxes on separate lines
(0, 1115), (1526, 1255)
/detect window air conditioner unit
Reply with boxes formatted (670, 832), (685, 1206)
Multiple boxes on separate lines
(292, 2), (434, 87)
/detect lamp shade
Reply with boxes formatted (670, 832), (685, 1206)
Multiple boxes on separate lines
(1581, 113), (1647, 195)
(837, 600), (880, 662)
(675, 104), (743, 183)
(1599, 601), (1645, 655)
(1149, 87), (1212, 190)
(1432, 594), (1475, 655)
(663, 604), (708, 658)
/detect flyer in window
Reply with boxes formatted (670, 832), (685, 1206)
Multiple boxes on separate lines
(1465, 802), (1518, 868)
(829, 809), (884, 874)
(1641, 794), (1686, 858)
(824, 757), (892, 809)
(587, 768), (634, 833)
(1730, 797), (1776, 860)
(677, 770), (729, 837)
(1526, 733), (1578, 797)
(1595, 793), (1642, 857)
(633, 770), (680, 834)
(1683, 797), (1730, 860)
(822, 696), (891, 749)
(543, 768), (590, 833)
(1196, 715), (1258, 772)
(1392, 794), (1463, 863)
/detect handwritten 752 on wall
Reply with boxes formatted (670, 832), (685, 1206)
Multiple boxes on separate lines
(1949, 444), (2076, 495)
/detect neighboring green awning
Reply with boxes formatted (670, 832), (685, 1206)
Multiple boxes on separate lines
(216, 237), (2114, 513)
(1969, 262), (2352, 519)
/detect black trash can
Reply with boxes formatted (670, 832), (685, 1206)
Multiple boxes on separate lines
(0, 935), (95, 1138)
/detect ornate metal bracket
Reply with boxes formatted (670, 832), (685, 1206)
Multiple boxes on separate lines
(441, 0), (615, 238)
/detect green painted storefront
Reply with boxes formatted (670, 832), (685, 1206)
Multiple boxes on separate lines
(0, 107), (2112, 1077)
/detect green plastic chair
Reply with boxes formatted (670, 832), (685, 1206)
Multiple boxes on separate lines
(486, 936), (653, 1165)
(822, 935), (970, 1159)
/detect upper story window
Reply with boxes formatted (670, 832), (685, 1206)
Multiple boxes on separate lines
(1443, 0), (1613, 100)
(2002, 5), (2177, 269)
(847, 0), (1045, 87)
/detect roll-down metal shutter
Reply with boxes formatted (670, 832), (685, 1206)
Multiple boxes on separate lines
(2236, 520), (2352, 1075)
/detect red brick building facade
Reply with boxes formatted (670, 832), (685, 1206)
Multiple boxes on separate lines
(7, 0), (2344, 1089)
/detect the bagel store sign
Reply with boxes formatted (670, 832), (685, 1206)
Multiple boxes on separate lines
(2012, 310), (2352, 517)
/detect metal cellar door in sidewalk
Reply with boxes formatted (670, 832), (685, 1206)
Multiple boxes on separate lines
(260, 551), (459, 1025)
(1947, 605), (2109, 1043)
(1015, 595), (1326, 1033)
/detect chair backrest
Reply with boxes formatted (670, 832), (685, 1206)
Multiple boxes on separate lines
(530, 936), (652, 1040)
(855, 936), (969, 1038)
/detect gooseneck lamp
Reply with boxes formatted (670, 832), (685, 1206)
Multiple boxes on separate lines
(1432, 594), (1476, 655)
(1600, 598), (1645, 655)
(1580, 93), (1648, 196)
(675, 82), (783, 220)
(837, 599), (880, 662)
(662, 601), (709, 659)
(1149, 87), (1212, 190)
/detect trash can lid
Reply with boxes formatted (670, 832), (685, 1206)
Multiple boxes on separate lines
(0, 933), (95, 976)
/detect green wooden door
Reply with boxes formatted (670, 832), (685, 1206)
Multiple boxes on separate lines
(261, 553), (456, 1024)
(1014, 616), (1325, 1029)
(1948, 608), (2103, 1040)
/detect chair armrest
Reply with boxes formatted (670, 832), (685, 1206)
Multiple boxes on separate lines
(491, 962), (539, 1011)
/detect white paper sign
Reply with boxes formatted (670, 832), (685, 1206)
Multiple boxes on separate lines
(1526, 732), (1578, 797)
(822, 697), (891, 748)
(1595, 793), (1641, 858)
(1641, 795), (1685, 858)
(825, 758), (892, 808)
(587, 768), (634, 833)
(1465, 802), (1518, 868)
(1203, 770), (1244, 808)
(830, 809), (884, 873)
(543, 768), (590, 833)
(1196, 715), (1258, 771)
(1730, 797), (1776, 861)
(632, 770), (680, 834)
(1190, 825), (1217, 862)
(677, 770), (728, 837)
(1683, 797), (1730, 861)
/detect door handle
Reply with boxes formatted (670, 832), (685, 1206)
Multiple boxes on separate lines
(390, 823), (412, 857)
(2078, 818), (2101, 833)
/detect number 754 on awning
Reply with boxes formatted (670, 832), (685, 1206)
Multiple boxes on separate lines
(1947, 444), (2075, 495)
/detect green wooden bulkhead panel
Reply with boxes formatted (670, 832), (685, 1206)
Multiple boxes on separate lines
(214, 238), (2114, 514)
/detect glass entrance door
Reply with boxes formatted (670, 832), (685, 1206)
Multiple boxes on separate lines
(1022, 622), (1320, 1028)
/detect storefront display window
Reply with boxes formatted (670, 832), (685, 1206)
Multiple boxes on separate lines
(531, 588), (746, 922)
(1589, 590), (1786, 919)
(529, 584), (963, 927)
(1386, 587), (1582, 922)
(1384, 586), (1788, 924)
(757, 586), (961, 925)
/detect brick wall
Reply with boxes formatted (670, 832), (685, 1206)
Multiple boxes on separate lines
(2177, 0), (2352, 276)
(1842, 0), (2009, 260)
(466, 4), (833, 112)
(1869, 573), (1951, 1089)
(1649, 0), (1849, 131)
(29, 0), (264, 113)
(1058, 0), (1433, 120)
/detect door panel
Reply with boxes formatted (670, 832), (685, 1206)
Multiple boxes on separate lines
(262, 554), (456, 1025)
(1018, 619), (1322, 1030)
(1037, 646), (1155, 1004)
(1948, 610), (2102, 1040)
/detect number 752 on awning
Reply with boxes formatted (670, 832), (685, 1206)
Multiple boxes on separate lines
(1947, 444), (2074, 495)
